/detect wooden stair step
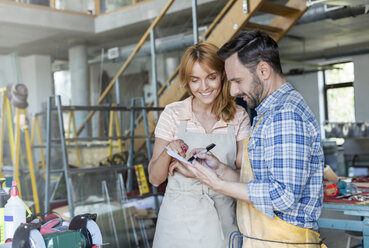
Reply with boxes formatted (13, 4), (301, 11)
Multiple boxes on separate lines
(259, 1), (300, 16)
(246, 22), (283, 34)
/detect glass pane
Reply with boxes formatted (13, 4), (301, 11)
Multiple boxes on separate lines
(327, 87), (355, 122)
(325, 62), (354, 85)
(104, 0), (133, 13)
(70, 171), (133, 247)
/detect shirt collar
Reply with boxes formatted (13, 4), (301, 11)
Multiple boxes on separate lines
(255, 82), (293, 115)
(178, 96), (237, 128)
(178, 96), (193, 121)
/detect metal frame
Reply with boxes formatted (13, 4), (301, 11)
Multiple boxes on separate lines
(319, 202), (369, 247)
(192, 0), (198, 44)
(44, 95), (162, 216)
(322, 61), (354, 122)
(127, 97), (160, 213)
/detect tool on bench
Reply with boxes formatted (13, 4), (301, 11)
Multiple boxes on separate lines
(11, 213), (103, 248)
(325, 180), (359, 198)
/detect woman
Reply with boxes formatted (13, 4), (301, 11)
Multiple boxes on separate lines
(149, 42), (250, 248)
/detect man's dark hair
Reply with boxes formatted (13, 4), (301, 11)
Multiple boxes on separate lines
(217, 30), (283, 75)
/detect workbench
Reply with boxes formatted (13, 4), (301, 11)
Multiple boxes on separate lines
(318, 202), (369, 247)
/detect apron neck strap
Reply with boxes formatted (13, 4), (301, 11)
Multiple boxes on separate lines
(250, 113), (264, 137)
(227, 124), (234, 134)
(179, 121), (187, 134)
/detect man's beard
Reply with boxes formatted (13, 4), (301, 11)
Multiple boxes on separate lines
(237, 74), (264, 109)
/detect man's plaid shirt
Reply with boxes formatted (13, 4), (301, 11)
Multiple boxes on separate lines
(247, 83), (324, 231)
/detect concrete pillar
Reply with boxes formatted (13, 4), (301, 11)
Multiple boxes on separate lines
(69, 44), (89, 136)
(353, 54), (369, 122)
(165, 56), (179, 80)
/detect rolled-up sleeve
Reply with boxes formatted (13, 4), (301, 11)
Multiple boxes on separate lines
(247, 110), (311, 218)
(154, 106), (175, 142)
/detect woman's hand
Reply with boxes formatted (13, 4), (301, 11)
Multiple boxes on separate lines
(168, 161), (196, 178)
(188, 149), (221, 170)
(148, 138), (188, 187)
(165, 139), (188, 158)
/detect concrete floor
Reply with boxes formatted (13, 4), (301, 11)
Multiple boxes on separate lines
(319, 209), (362, 248)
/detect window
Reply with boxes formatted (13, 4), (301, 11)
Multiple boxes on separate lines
(323, 62), (355, 122)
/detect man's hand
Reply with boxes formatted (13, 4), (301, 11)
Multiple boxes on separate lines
(168, 161), (195, 178)
(188, 149), (221, 169)
(184, 160), (223, 191)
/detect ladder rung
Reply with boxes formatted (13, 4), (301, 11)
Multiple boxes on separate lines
(259, 1), (299, 16)
(246, 22), (283, 34)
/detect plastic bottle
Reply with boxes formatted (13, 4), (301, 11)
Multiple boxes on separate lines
(0, 178), (10, 243)
(4, 181), (26, 241)
(348, 167), (355, 178)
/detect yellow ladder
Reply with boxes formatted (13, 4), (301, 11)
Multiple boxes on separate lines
(65, 111), (82, 167)
(0, 89), (40, 214)
(31, 114), (46, 174)
(107, 104), (123, 161)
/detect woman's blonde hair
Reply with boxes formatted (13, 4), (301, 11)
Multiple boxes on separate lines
(179, 42), (236, 122)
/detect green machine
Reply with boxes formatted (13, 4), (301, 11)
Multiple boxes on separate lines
(12, 214), (103, 248)
(43, 230), (89, 247)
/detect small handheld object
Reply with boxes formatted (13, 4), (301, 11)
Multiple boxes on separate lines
(188, 143), (216, 162)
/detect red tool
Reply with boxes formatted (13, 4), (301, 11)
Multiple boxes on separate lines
(325, 183), (340, 197)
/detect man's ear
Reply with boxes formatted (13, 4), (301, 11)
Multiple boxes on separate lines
(257, 61), (271, 80)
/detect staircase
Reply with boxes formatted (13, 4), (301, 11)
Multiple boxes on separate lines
(132, 0), (309, 151)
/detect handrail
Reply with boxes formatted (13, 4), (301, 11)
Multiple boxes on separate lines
(76, 0), (175, 136)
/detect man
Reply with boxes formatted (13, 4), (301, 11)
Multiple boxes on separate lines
(184, 30), (326, 247)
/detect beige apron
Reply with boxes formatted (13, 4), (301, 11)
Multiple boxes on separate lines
(234, 116), (327, 248)
(153, 121), (239, 248)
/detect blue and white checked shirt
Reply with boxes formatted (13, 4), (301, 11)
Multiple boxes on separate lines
(247, 83), (324, 231)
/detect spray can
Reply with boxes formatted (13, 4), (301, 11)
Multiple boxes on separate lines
(0, 179), (10, 243)
(4, 181), (26, 241)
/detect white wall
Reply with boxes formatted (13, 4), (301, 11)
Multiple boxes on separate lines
(283, 62), (322, 128)
(0, 54), (52, 116)
(286, 72), (321, 124)
(0, 55), (19, 84)
(19, 55), (52, 116)
(353, 54), (369, 122)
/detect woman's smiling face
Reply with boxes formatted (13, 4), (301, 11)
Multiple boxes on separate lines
(188, 61), (222, 106)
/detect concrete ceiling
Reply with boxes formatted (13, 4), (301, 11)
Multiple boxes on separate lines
(279, 9), (369, 61)
(0, 0), (368, 64)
